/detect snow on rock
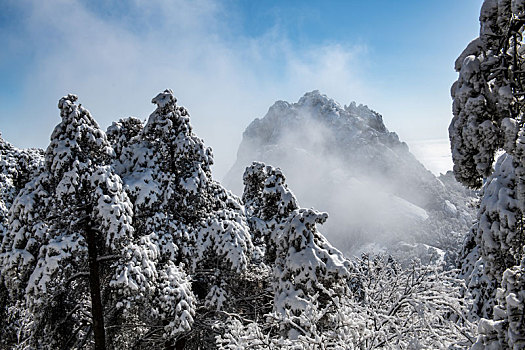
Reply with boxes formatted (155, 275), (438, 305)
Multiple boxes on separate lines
(225, 91), (476, 259)
(444, 200), (458, 216)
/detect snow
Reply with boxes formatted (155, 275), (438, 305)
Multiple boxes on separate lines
(151, 89), (177, 109)
(389, 193), (429, 221)
(408, 138), (453, 175)
(444, 200), (458, 216)
(0, 88), (481, 348)
(226, 91), (474, 258)
(451, 3), (525, 346)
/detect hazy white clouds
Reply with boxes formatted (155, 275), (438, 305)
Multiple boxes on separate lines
(408, 139), (453, 175)
(282, 43), (371, 105)
(1, 0), (452, 177)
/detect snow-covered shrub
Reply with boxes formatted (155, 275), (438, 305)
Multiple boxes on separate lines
(345, 254), (476, 349)
(216, 254), (476, 349)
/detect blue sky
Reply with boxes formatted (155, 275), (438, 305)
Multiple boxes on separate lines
(0, 0), (482, 177)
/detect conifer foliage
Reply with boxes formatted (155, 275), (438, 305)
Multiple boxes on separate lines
(0, 90), (476, 349)
(242, 162), (350, 338)
(451, 0), (525, 348)
(0, 137), (43, 240)
(1, 94), (135, 349)
(0, 136), (43, 347)
(107, 90), (254, 348)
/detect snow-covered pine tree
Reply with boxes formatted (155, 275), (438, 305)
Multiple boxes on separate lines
(473, 257), (525, 349)
(0, 136), (43, 348)
(108, 90), (254, 348)
(242, 161), (350, 338)
(106, 117), (144, 175)
(0, 136), (44, 240)
(242, 162), (298, 265)
(450, 0), (515, 188)
(106, 113), (196, 349)
(468, 154), (525, 348)
(450, 0), (525, 201)
(451, 0), (525, 347)
(478, 155), (522, 313)
(0, 95), (135, 349)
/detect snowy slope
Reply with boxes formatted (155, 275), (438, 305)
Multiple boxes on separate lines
(225, 91), (476, 258)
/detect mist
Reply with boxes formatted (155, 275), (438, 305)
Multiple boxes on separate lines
(0, 0), (477, 181)
(224, 92), (473, 256)
(0, 0), (475, 256)
(270, 149), (431, 254)
(0, 0), (375, 179)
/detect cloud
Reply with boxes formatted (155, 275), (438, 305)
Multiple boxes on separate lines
(1, 0), (373, 178)
(408, 139), (453, 175)
(284, 44), (371, 104)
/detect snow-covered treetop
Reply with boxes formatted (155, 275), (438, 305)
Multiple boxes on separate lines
(141, 89), (213, 176)
(450, 0), (525, 187)
(243, 161), (298, 221)
(46, 94), (115, 178)
(0, 136), (44, 188)
(0, 136), (44, 179)
(144, 89), (183, 139)
(106, 117), (144, 164)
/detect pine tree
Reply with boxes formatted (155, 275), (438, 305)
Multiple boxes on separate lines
(0, 136), (43, 348)
(0, 136), (43, 240)
(108, 90), (254, 348)
(451, 0), (525, 347)
(106, 113), (197, 348)
(0, 94), (135, 349)
(242, 161), (350, 338)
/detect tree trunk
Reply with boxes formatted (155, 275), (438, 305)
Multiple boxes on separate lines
(164, 339), (175, 350)
(175, 338), (186, 350)
(87, 226), (107, 350)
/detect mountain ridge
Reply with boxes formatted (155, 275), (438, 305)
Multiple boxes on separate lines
(225, 90), (476, 258)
